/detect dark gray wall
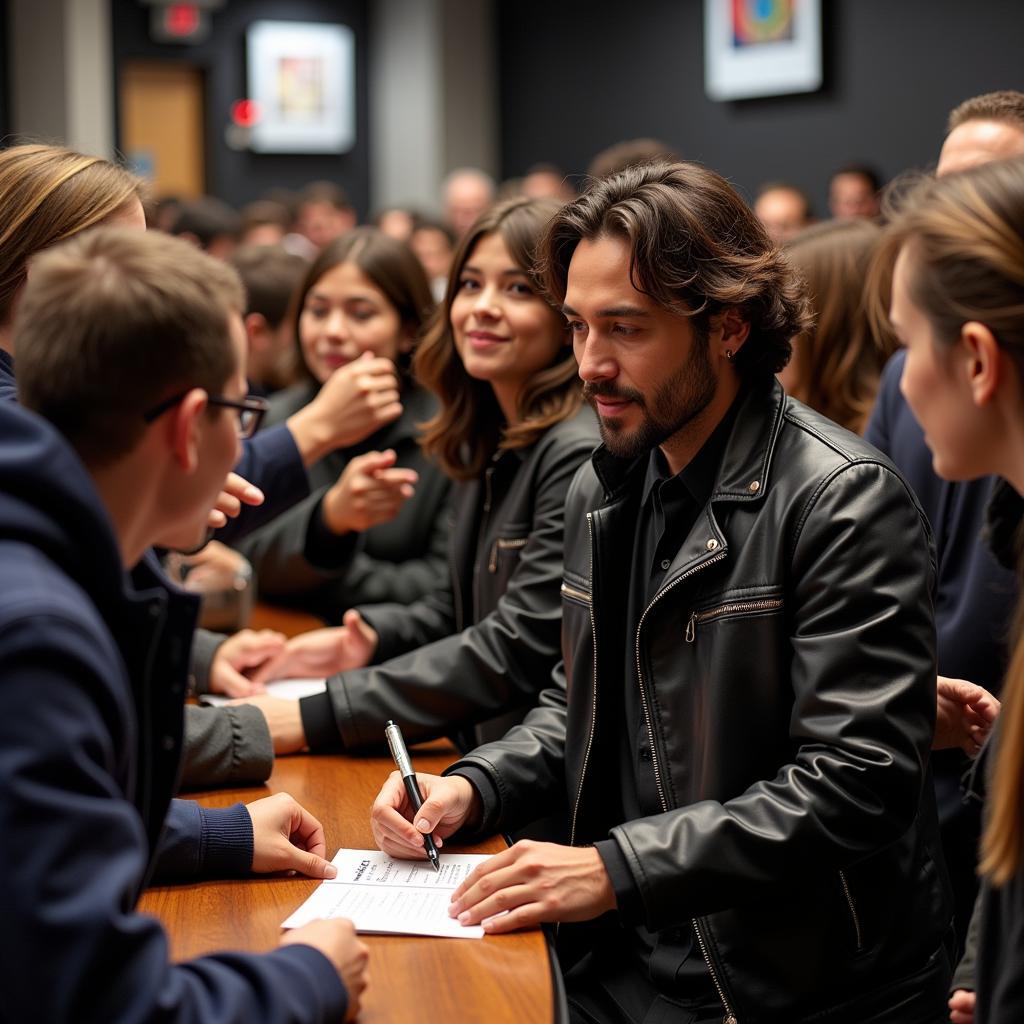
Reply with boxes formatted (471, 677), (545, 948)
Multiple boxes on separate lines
(0, 0), (8, 140)
(497, 0), (1024, 215)
(111, 0), (369, 214)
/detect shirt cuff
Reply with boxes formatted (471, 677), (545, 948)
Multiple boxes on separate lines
(445, 765), (502, 837)
(198, 802), (254, 877)
(303, 494), (362, 571)
(300, 690), (344, 753)
(595, 838), (645, 924)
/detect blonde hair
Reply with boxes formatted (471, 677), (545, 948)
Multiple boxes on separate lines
(0, 143), (145, 325)
(785, 219), (896, 433)
(869, 157), (1024, 885)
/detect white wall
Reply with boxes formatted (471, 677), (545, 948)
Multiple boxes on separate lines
(368, 0), (497, 214)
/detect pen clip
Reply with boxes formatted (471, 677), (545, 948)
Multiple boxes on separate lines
(385, 720), (414, 777)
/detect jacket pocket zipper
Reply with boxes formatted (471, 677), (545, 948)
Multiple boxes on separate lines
(838, 870), (863, 951)
(692, 917), (739, 1024)
(685, 597), (783, 643)
(488, 536), (528, 572)
(560, 581), (591, 606)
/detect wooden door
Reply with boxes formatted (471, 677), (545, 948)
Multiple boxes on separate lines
(120, 61), (205, 198)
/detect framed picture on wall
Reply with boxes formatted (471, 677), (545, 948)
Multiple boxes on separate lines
(246, 20), (355, 153)
(704, 0), (822, 101)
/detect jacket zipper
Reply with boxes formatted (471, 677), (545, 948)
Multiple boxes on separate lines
(635, 547), (740, 1022)
(693, 917), (739, 1024)
(568, 512), (599, 849)
(636, 550), (727, 810)
(838, 870), (863, 950)
(488, 536), (528, 572)
(685, 597), (783, 643)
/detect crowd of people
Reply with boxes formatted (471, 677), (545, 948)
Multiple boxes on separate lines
(2, 88), (1024, 1023)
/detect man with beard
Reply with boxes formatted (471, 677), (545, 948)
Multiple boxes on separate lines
(371, 161), (954, 1023)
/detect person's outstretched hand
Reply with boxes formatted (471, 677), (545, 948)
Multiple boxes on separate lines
(935, 676), (1001, 755)
(321, 449), (418, 535)
(247, 792), (337, 878)
(250, 614), (378, 686)
(208, 628), (286, 697)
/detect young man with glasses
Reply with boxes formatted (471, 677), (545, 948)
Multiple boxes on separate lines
(0, 227), (368, 1022)
(144, 389), (270, 439)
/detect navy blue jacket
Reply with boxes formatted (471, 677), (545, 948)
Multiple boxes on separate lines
(0, 400), (346, 1023)
(0, 348), (15, 404)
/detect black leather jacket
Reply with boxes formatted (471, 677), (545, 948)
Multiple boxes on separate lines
(452, 383), (954, 1022)
(299, 405), (600, 753)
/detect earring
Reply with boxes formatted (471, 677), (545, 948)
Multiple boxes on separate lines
(724, 350), (735, 362)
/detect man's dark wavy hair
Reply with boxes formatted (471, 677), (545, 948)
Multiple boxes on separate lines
(538, 161), (813, 385)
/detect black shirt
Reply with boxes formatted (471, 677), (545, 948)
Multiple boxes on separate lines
(596, 395), (742, 1008)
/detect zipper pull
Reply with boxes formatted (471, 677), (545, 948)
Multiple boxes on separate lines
(488, 541), (498, 573)
(685, 612), (697, 643)
(724, 1016), (738, 1024)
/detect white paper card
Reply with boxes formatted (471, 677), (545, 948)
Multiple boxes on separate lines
(199, 677), (326, 707)
(282, 849), (491, 939)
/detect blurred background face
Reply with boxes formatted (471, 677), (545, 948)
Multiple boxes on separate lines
(410, 226), (454, 284)
(445, 174), (494, 239)
(298, 261), (404, 384)
(829, 172), (880, 219)
(449, 230), (565, 408)
(755, 188), (811, 244)
(296, 201), (352, 251)
(377, 208), (415, 241)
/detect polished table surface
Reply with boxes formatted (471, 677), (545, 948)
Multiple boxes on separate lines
(141, 605), (554, 1022)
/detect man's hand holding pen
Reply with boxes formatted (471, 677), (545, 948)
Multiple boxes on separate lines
(371, 771), (479, 861)
(370, 771), (616, 933)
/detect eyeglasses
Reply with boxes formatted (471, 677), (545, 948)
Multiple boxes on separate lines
(142, 390), (269, 439)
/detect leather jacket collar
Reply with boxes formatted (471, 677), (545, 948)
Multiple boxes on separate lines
(591, 379), (786, 509)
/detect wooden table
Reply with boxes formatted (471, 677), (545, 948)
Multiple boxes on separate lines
(142, 603), (555, 1022)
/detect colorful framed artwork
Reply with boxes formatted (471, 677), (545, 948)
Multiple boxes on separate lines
(704, 0), (822, 101)
(246, 20), (355, 153)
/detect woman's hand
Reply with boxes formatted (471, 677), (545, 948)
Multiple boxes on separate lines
(250, 613), (378, 686)
(208, 629), (286, 697)
(321, 450), (418, 535)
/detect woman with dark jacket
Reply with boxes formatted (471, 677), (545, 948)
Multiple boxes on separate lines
(233, 228), (452, 620)
(239, 197), (599, 754)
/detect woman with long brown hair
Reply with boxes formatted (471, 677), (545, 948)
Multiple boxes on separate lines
(241, 196), (599, 753)
(876, 155), (1024, 1024)
(781, 218), (896, 433)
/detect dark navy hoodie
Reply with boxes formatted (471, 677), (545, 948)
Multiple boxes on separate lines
(0, 399), (346, 1023)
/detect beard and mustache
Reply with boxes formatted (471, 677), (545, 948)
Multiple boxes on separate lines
(582, 332), (717, 459)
